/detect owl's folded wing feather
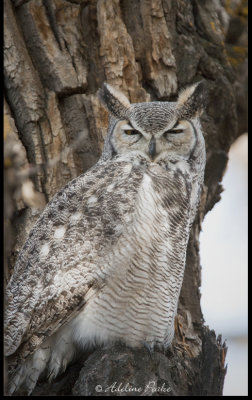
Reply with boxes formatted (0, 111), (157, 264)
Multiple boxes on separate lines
(4, 159), (144, 363)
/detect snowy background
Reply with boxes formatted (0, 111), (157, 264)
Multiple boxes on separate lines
(200, 133), (248, 396)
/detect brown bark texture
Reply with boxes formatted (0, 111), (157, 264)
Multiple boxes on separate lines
(4, 0), (247, 396)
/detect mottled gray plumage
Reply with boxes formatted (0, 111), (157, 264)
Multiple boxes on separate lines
(5, 81), (206, 395)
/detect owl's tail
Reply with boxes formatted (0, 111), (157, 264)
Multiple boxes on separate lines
(8, 346), (51, 395)
(8, 323), (78, 395)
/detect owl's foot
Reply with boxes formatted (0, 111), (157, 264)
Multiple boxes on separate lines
(143, 342), (154, 358)
(154, 342), (166, 354)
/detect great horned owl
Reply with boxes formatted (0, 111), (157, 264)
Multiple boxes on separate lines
(5, 82), (206, 395)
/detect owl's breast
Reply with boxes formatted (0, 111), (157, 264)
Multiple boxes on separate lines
(71, 163), (192, 349)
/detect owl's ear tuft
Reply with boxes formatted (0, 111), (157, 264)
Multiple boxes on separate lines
(98, 83), (131, 119)
(177, 80), (208, 119)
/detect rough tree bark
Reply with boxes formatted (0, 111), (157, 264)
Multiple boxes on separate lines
(4, 0), (247, 396)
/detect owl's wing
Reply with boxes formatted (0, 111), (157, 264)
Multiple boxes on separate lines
(5, 159), (145, 361)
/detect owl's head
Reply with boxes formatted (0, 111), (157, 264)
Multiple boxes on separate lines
(99, 82), (206, 164)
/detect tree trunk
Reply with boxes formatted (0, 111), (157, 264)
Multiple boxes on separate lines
(4, 0), (247, 396)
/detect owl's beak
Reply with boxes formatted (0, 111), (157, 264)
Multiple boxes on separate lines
(148, 136), (156, 159)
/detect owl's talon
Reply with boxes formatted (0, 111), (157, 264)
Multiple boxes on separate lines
(156, 343), (166, 354)
(143, 342), (154, 357)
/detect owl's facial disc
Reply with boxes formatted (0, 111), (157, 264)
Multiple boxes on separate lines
(111, 119), (195, 162)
